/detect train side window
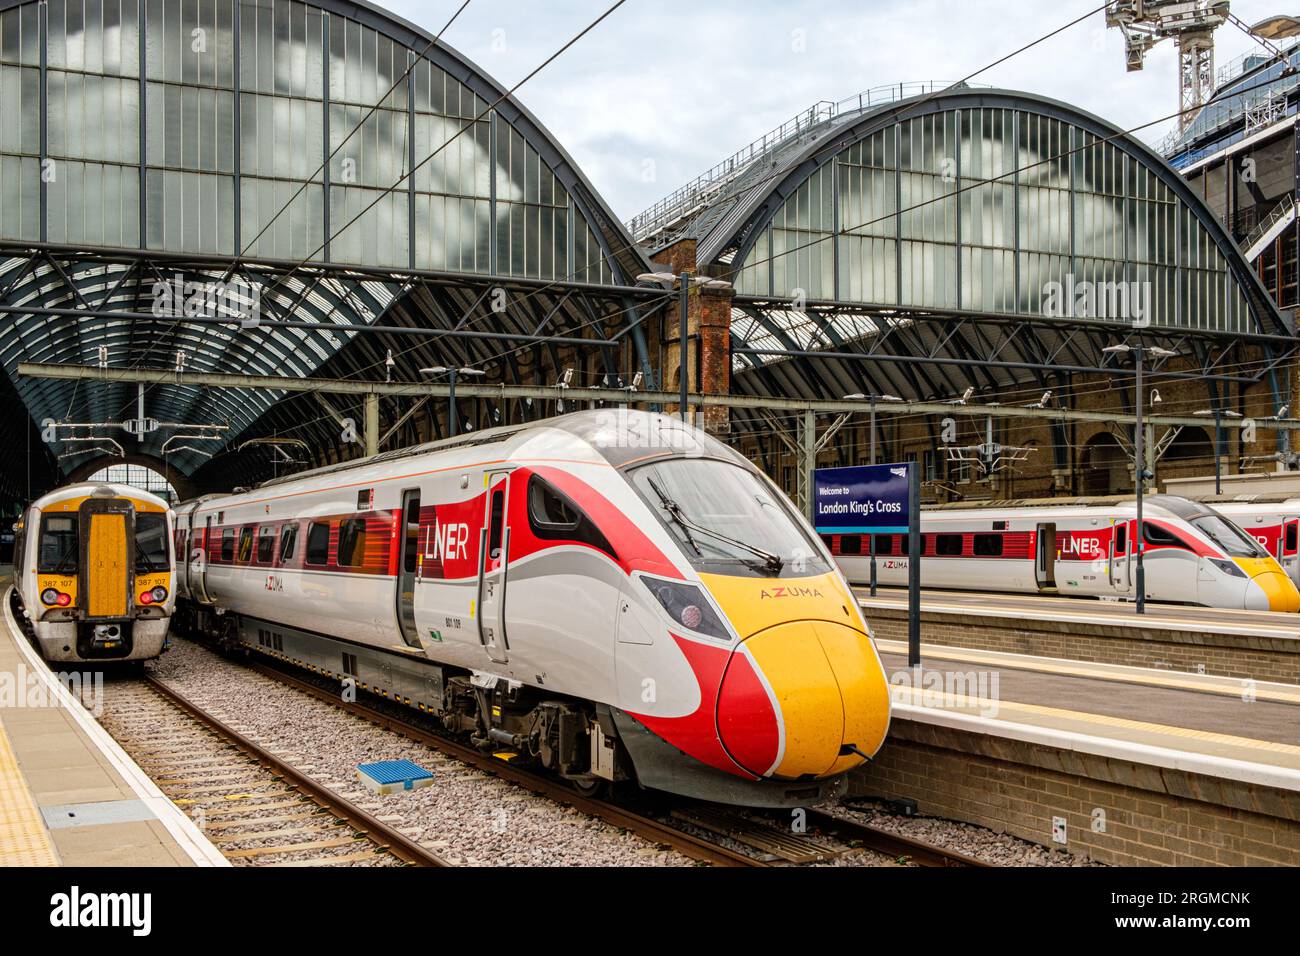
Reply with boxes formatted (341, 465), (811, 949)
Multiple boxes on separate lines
(338, 519), (368, 568)
(820, 534), (835, 552)
(1144, 523), (1190, 550)
(221, 528), (236, 562)
(38, 516), (79, 573)
(237, 527), (254, 563)
(526, 474), (617, 557)
(1114, 525), (1127, 554)
(279, 525), (298, 563)
(1287, 523), (1298, 553)
(936, 534), (963, 556)
(305, 522), (331, 566)
(256, 526), (276, 564)
(840, 535), (862, 556)
(973, 533), (1003, 557)
(874, 535), (893, 556)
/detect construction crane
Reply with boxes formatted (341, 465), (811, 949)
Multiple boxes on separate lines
(1107, 2), (1298, 135)
(1106, 1), (1231, 135)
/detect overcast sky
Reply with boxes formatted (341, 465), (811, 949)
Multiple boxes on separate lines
(380, 0), (1286, 219)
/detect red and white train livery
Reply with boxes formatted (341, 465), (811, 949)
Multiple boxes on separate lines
(173, 411), (891, 807)
(824, 495), (1300, 611)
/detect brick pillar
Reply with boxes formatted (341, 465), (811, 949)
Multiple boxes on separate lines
(651, 239), (732, 433)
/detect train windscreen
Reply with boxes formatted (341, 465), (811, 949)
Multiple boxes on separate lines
(630, 458), (831, 579)
(134, 513), (171, 572)
(38, 515), (79, 573)
(1190, 512), (1267, 559)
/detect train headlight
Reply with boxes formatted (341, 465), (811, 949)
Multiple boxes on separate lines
(644, 578), (729, 640)
(40, 588), (58, 605)
(1208, 558), (1245, 578)
(150, 586), (168, 603)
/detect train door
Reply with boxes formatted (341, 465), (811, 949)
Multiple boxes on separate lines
(1110, 519), (1132, 594)
(395, 489), (422, 648)
(79, 498), (133, 619)
(1282, 517), (1300, 585)
(1035, 523), (1057, 590)
(476, 471), (511, 665)
(191, 515), (213, 604)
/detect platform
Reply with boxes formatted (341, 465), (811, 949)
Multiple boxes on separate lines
(858, 586), (1300, 685)
(854, 636), (1300, 865)
(0, 579), (225, 867)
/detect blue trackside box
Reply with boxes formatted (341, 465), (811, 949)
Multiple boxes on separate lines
(356, 760), (435, 796)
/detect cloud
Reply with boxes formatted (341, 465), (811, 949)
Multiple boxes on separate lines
(380, 0), (1281, 219)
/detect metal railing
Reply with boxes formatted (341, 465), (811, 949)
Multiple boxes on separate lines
(1163, 72), (1300, 165)
(626, 81), (975, 244)
(1243, 194), (1296, 260)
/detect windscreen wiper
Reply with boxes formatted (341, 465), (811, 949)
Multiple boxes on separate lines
(647, 477), (784, 574)
(647, 476), (702, 557)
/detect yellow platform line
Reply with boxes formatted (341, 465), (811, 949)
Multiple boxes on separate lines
(875, 639), (1300, 705)
(0, 717), (59, 866)
(892, 685), (1300, 761)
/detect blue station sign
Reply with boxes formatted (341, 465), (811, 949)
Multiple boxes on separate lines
(813, 463), (912, 534)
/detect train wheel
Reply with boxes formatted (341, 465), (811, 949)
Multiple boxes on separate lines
(570, 776), (607, 800)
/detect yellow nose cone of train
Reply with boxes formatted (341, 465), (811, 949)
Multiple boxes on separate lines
(699, 571), (891, 779)
(1237, 558), (1300, 612)
(736, 621), (891, 778)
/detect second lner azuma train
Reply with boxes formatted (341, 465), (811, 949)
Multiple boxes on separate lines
(171, 410), (891, 808)
(823, 495), (1300, 611)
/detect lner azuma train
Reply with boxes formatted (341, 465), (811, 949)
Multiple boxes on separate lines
(823, 494), (1300, 612)
(13, 483), (175, 663)
(173, 410), (892, 808)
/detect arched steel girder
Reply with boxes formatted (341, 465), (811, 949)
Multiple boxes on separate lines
(705, 89), (1289, 343)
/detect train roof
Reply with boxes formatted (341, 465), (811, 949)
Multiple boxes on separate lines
(28, 482), (171, 512)
(924, 493), (1198, 513)
(176, 409), (748, 510)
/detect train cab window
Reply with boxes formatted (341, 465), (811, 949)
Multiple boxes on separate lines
(305, 522), (331, 566)
(839, 534), (862, 556)
(874, 535), (894, 556)
(256, 526), (276, 564)
(935, 534), (963, 556)
(337, 519), (368, 568)
(38, 516), (79, 573)
(237, 527), (254, 563)
(1143, 523), (1190, 550)
(279, 524), (298, 563)
(973, 533), (1003, 557)
(1114, 525), (1127, 555)
(220, 528), (236, 562)
(526, 474), (617, 557)
(135, 513), (170, 572)
(1287, 524), (1298, 553)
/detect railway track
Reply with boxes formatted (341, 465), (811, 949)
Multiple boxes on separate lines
(232, 650), (985, 867)
(101, 675), (449, 867)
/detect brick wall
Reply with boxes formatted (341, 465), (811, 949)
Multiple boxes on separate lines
(866, 606), (1300, 684)
(852, 718), (1300, 865)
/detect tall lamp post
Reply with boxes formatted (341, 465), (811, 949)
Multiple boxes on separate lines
(845, 392), (903, 596)
(1194, 406), (1243, 495)
(1102, 343), (1176, 615)
(420, 365), (485, 438)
